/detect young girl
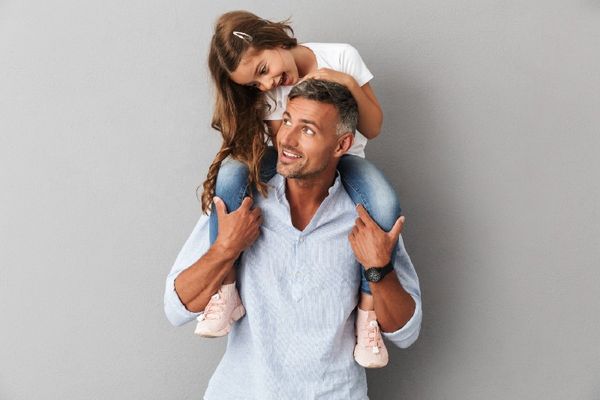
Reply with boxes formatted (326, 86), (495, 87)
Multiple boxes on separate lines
(195, 10), (402, 369)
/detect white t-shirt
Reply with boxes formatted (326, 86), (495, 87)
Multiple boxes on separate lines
(265, 43), (374, 158)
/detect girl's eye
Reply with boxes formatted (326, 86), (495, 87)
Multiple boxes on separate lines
(260, 65), (267, 75)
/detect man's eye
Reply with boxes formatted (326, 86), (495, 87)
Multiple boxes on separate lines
(303, 127), (315, 135)
(283, 119), (292, 126)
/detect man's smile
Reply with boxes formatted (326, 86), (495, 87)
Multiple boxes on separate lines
(280, 147), (303, 161)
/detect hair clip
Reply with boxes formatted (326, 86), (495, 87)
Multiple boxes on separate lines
(232, 31), (253, 42)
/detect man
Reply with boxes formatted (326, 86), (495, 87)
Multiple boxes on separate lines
(164, 79), (422, 399)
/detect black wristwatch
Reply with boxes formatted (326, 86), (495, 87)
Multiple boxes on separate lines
(364, 261), (394, 283)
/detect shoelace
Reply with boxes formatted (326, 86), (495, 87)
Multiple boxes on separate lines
(365, 320), (382, 354)
(198, 293), (224, 321)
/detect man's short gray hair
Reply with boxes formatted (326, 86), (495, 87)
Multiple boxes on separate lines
(288, 79), (358, 135)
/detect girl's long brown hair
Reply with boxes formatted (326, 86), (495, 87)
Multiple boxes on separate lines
(201, 10), (297, 213)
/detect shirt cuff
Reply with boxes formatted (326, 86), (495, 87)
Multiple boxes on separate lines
(381, 294), (422, 349)
(163, 273), (201, 327)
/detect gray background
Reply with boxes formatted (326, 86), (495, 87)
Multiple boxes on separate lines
(1, 0), (599, 399)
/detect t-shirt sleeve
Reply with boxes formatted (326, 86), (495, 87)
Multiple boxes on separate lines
(340, 44), (374, 87)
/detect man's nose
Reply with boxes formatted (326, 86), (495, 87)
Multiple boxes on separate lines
(278, 124), (299, 147)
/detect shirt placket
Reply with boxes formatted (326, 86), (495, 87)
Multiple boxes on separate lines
(291, 233), (305, 302)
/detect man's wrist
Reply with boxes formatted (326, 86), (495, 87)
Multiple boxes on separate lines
(211, 240), (241, 262)
(363, 257), (391, 270)
(364, 260), (394, 283)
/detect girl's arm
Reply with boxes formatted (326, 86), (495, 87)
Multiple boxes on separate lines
(347, 81), (383, 139)
(299, 68), (383, 139)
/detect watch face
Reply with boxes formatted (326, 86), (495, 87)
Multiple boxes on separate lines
(366, 268), (382, 282)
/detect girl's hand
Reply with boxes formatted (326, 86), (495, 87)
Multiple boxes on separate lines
(298, 68), (357, 89)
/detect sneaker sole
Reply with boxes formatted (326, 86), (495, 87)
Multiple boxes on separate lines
(194, 304), (246, 338)
(353, 348), (388, 369)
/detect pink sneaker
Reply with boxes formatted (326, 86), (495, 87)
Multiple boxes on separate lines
(194, 282), (245, 338)
(353, 308), (389, 368)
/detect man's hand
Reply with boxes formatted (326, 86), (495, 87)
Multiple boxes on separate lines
(349, 204), (405, 268)
(213, 196), (262, 258)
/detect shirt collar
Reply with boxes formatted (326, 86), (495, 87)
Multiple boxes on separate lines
(269, 172), (343, 205)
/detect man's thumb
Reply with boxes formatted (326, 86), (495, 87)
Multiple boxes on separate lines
(214, 197), (228, 218)
(388, 216), (405, 239)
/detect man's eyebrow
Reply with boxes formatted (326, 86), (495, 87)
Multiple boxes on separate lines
(282, 111), (320, 129)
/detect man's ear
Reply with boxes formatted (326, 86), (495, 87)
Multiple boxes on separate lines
(334, 132), (354, 157)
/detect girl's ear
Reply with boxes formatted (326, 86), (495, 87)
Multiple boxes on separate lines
(335, 132), (354, 156)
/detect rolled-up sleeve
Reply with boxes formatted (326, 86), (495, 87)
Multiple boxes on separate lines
(381, 235), (423, 349)
(163, 214), (210, 327)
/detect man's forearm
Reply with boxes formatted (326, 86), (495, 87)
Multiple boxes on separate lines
(369, 272), (416, 333)
(174, 242), (238, 313)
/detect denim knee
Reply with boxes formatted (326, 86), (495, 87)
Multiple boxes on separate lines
(209, 158), (251, 245)
(339, 155), (402, 232)
(214, 157), (251, 213)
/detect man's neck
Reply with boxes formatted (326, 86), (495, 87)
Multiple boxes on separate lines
(284, 169), (337, 231)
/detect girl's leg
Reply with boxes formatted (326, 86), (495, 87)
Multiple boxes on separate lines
(209, 158), (249, 284)
(209, 147), (278, 245)
(196, 148), (278, 337)
(341, 156), (398, 368)
(209, 158), (250, 246)
(338, 155), (402, 296)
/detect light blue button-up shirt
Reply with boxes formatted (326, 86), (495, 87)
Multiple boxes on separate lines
(164, 173), (422, 400)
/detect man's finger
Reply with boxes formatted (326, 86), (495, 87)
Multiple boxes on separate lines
(251, 225), (260, 237)
(356, 204), (376, 227)
(214, 197), (228, 218)
(239, 196), (254, 211)
(388, 216), (405, 240)
(251, 206), (262, 218)
(355, 217), (366, 228)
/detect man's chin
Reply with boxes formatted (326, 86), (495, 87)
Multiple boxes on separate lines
(276, 165), (293, 178)
(277, 163), (302, 179)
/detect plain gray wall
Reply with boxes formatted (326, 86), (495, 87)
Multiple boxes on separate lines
(1, 1), (599, 399)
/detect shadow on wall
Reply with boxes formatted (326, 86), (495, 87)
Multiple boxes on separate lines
(363, 74), (467, 398)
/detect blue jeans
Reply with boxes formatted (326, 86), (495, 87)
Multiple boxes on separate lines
(210, 148), (402, 295)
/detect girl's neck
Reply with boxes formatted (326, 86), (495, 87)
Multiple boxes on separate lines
(290, 45), (317, 79)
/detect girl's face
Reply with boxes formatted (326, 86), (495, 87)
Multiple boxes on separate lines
(229, 46), (299, 92)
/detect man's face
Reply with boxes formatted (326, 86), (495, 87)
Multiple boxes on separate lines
(276, 97), (345, 180)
